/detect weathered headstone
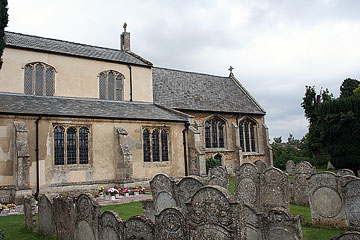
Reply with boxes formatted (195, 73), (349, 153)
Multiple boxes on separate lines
(286, 160), (296, 176)
(150, 174), (178, 214)
(331, 231), (360, 240)
(186, 185), (239, 239)
(343, 179), (360, 230)
(293, 161), (315, 206)
(260, 167), (290, 212)
(208, 166), (229, 189)
(53, 196), (76, 240)
(142, 199), (155, 223)
(74, 194), (101, 240)
(155, 192), (177, 215)
(155, 207), (188, 240)
(99, 211), (124, 240)
(263, 207), (303, 240)
(254, 160), (267, 173)
(235, 163), (259, 209)
(225, 164), (235, 178)
(38, 195), (55, 238)
(24, 196), (36, 232)
(240, 204), (263, 240)
(124, 216), (154, 240)
(308, 172), (346, 228)
(336, 169), (355, 177)
(176, 176), (203, 210)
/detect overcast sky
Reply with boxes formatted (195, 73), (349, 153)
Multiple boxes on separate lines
(6, 0), (360, 141)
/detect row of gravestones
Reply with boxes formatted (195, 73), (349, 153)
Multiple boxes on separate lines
(25, 187), (302, 240)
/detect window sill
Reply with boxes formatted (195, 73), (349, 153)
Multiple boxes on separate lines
(205, 148), (234, 153)
(53, 165), (93, 171)
(143, 161), (171, 168)
(241, 152), (264, 156)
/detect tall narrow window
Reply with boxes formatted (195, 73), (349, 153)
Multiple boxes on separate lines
(152, 130), (160, 162)
(211, 119), (218, 148)
(79, 127), (89, 164)
(143, 129), (151, 162)
(24, 62), (55, 96)
(244, 121), (250, 152)
(239, 119), (257, 152)
(161, 130), (169, 162)
(204, 118), (226, 149)
(219, 122), (224, 148)
(239, 122), (244, 151)
(250, 123), (256, 152)
(98, 70), (124, 101)
(67, 128), (77, 164)
(54, 127), (64, 165)
(205, 121), (211, 148)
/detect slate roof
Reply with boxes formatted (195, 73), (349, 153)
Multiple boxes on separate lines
(0, 92), (188, 122)
(5, 31), (152, 67)
(152, 67), (266, 115)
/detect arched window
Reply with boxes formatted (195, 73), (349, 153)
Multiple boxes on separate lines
(152, 130), (160, 162)
(79, 127), (89, 164)
(54, 127), (64, 165)
(204, 118), (226, 148)
(143, 129), (151, 162)
(239, 119), (257, 152)
(67, 128), (77, 164)
(24, 62), (55, 96)
(99, 70), (124, 101)
(161, 130), (169, 162)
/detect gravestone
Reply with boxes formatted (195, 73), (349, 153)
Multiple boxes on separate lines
(176, 176), (203, 210)
(343, 179), (360, 230)
(254, 160), (267, 173)
(155, 192), (177, 215)
(336, 169), (355, 177)
(240, 204), (263, 240)
(155, 207), (188, 240)
(235, 163), (259, 209)
(186, 185), (239, 239)
(331, 231), (360, 240)
(308, 172), (346, 228)
(53, 196), (76, 240)
(38, 195), (55, 238)
(260, 167), (290, 212)
(286, 160), (295, 176)
(142, 200), (155, 223)
(263, 207), (302, 240)
(124, 216), (154, 240)
(99, 211), (124, 240)
(208, 166), (229, 189)
(24, 196), (36, 231)
(150, 174), (177, 214)
(293, 161), (315, 206)
(74, 194), (101, 240)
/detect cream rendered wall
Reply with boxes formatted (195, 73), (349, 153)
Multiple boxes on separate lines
(0, 48), (153, 102)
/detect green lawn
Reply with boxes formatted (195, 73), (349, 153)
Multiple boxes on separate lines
(102, 201), (143, 220)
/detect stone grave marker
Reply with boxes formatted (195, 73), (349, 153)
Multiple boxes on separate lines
(343, 179), (360, 230)
(293, 161), (315, 206)
(38, 195), (55, 238)
(331, 231), (360, 240)
(240, 204), (263, 240)
(336, 169), (355, 177)
(24, 196), (36, 232)
(124, 215), (154, 240)
(155, 207), (188, 240)
(53, 196), (76, 240)
(150, 173), (178, 214)
(155, 192), (177, 215)
(74, 193), (101, 240)
(235, 163), (259, 209)
(176, 176), (203, 210)
(254, 160), (267, 173)
(286, 160), (295, 176)
(99, 211), (124, 240)
(142, 199), (155, 223)
(208, 166), (229, 189)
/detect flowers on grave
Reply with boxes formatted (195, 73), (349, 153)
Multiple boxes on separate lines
(7, 203), (16, 210)
(136, 185), (146, 194)
(121, 188), (129, 194)
(105, 188), (119, 196)
(98, 186), (105, 195)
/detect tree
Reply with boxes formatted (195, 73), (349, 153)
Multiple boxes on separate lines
(0, 0), (8, 69)
(340, 78), (360, 98)
(354, 84), (360, 96)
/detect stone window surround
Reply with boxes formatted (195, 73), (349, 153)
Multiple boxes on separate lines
(23, 62), (56, 96)
(238, 116), (259, 153)
(142, 126), (171, 166)
(52, 123), (92, 168)
(98, 70), (125, 101)
(203, 115), (228, 150)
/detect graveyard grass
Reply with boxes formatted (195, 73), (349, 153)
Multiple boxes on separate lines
(0, 177), (348, 240)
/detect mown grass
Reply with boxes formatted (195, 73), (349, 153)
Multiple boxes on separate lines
(102, 201), (143, 220)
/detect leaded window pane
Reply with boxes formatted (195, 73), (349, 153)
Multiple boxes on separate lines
(244, 121), (250, 152)
(79, 127), (88, 164)
(24, 65), (33, 95)
(239, 123), (244, 151)
(67, 128), (77, 164)
(45, 67), (54, 96)
(161, 130), (169, 161)
(219, 122), (224, 148)
(152, 130), (160, 162)
(99, 73), (106, 99)
(205, 121), (211, 148)
(108, 72), (114, 100)
(116, 75), (123, 101)
(250, 124), (256, 152)
(35, 64), (44, 95)
(143, 129), (151, 162)
(211, 119), (218, 148)
(54, 127), (64, 165)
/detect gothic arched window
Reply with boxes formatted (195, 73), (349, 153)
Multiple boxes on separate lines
(79, 127), (89, 164)
(99, 70), (124, 101)
(54, 127), (64, 165)
(143, 129), (151, 162)
(239, 119), (257, 152)
(24, 62), (55, 96)
(152, 130), (160, 162)
(143, 128), (170, 163)
(204, 118), (226, 148)
(67, 128), (77, 164)
(161, 130), (169, 162)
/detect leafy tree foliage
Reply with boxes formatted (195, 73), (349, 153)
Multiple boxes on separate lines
(340, 78), (360, 98)
(205, 157), (221, 174)
(354, 84), (360, 96)
(0, 0), (8, 69)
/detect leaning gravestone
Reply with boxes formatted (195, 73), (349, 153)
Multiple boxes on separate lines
(38, 195), (55, 238)
(150, 173), (178, 214)
(53, 196), (76, 240)
(24, 196), (36, 232)
(186, 185), (239, 239)
(124, 216), (154, 240)
(308, 172), (346, 228)
(254, 160), (267, 173)
(98, 211), (124, 240)
(235, 163), (260, 209)
(176, 176), (203, 210)
(286, 160), (296, 176)
(336, 169), (355, 177)
(155, 207), (188, 240)
(343, 179), (360, 230)
(240, 204), (263, 240)
(263, 207), (303, 240)
(74, 194), (101, 240)
(259, 167), (290, 212)
(208, 166), (229, 189)
(331, 231), (360, 240)
(293, 161), (315, 206)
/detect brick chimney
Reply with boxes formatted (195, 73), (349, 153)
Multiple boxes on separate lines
(121, 23), (130, 52)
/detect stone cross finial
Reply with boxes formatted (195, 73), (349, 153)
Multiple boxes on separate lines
(123, 23), (127, 32)
(228, 66), (234, 73)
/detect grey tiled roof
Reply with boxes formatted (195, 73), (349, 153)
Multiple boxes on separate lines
(0, 93), (188, 122)
(5, 32), (152, 67)
(152, 67), (266, 115)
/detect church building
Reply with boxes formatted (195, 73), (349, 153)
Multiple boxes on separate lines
(0, 25), (272, 202)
